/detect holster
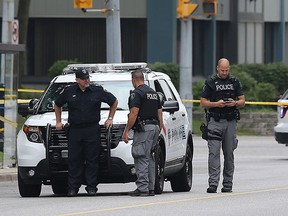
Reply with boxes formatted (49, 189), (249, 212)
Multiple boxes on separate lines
(132, 117), (145, 132)
(200, 123), (208, 141)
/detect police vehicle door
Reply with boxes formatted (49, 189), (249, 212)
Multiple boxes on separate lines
(154, 80), (186, 161)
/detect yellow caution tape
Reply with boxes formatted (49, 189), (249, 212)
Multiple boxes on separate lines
(0, 116), (17, 128)
(18, 88), (44, 93)
(18, 99), (31, 104)
(182, 99), (288, 106)
(0, 88), (44, 93)
(0, 99), (31, 105)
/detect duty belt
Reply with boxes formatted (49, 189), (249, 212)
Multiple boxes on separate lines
(142, 119), (159, 125)
(209, 111), (237, 121)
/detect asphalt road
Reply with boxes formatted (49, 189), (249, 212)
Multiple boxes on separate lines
(1, 136), (288, 216)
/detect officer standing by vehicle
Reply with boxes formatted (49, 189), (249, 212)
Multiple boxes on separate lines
(200, 58), (245, 193)
(122, 69), (163, 196)
(55, 69), (118, 197)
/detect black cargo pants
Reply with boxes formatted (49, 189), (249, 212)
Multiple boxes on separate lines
(67, 123), (100, 190)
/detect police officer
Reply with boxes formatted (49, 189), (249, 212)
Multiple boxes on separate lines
(54, 69), (118, 197)
(122, 69), (163, 196)
(200, 58), (245, 193)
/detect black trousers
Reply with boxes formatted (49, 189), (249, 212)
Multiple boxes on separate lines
(67, 123), (100, 190)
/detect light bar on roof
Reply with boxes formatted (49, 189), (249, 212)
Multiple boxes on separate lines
(67, 62), (147, 72)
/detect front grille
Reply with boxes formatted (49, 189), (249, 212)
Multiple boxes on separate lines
(45, 124), (125, 149)
(43, 124), (126, 170)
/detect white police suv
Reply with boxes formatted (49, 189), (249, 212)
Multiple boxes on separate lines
(17, 63), (193, 197)
(274, 89), (288, 145)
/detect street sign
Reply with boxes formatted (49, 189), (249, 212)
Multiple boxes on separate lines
(11, 20), (19, 45)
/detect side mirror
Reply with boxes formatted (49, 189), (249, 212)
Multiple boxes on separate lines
(28, 98), (39, 110)
(162, 100), (179, 114)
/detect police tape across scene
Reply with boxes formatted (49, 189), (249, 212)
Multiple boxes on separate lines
(2, 88), (287, 106)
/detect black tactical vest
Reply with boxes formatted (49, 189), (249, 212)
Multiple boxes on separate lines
(133, 84), (159, 120)
(208, 75), (238, 114)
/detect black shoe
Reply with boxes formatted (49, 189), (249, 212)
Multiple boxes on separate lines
(129, 189), (149, 197)
(149, 190), (155, 196)
(85, 187), (98, 196)
(67, 188), (78, 197)
(207, 186), (217, 193)
(221, 187), (232, 193)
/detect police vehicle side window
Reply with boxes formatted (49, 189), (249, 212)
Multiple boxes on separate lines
(154, 80), (176, 102)
(38, 83), (70, 113)
(154, 80), (167, 101)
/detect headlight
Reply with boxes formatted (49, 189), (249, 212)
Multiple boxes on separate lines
(23, 125), (43, 143)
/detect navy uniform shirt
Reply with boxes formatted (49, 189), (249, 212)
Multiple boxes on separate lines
(55, 83), (117, 126)
(129, 84), (162, 120)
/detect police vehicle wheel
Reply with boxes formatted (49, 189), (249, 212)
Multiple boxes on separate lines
(51, 178), (68, 195)
(170, 144), (193, 192)
(18, 170), (41, 197)
(154, 144), (165, 194)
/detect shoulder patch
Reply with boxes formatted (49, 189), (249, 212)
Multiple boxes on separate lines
(130, 93), (135, 101)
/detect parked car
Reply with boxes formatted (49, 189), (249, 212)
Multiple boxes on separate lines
(274, 89), (288, 145)
(17, 63), (194, 197)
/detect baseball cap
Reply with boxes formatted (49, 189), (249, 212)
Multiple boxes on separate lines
(75, 69), (91, 79)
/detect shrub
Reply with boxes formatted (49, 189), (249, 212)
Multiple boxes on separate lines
(148, 62), (180, 90)
(48, 59), (80, 78)
(230, 69), (258, 102)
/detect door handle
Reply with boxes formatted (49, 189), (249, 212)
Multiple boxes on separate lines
(172, 117), (176, 120)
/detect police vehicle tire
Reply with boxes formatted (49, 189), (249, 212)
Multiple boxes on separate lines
(154, 143), (165, 194)
(170, 144), (193, 192)
(18, 170), (41, 197)
(51, 178), (68, 195)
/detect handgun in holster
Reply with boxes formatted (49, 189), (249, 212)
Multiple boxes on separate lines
(132, 116), (145, 132)
(200, 123), (208, 141)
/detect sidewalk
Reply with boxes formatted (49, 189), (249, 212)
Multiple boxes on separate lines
(0, 167), (17, 182)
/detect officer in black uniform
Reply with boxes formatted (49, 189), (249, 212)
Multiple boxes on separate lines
(55, 69), (118, 197)
(122, 69), (163, 196)
(200, 58), (245, 193)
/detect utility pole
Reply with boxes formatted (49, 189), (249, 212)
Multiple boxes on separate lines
(1, 0), (14, 82)
(177, 0), (198, 128)
(75, 0), (122, 63)
(105, 0), (121, 63)
(203, 0), (218, 76)
(1, 0), (17, 168)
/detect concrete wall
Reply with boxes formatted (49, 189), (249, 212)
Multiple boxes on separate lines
(194, 112), (277, 136)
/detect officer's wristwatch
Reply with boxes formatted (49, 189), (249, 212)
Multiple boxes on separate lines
(108, 117), (113, 120)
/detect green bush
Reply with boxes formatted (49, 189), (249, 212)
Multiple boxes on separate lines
(148, 62), (180, 90)
(192, 80), (205, 100)
(231, 63), (288, 95)
(230, 69), (258, 102)
(48, 59), (80, 78)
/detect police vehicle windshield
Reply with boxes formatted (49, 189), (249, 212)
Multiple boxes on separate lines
(37, 81), (132, 113)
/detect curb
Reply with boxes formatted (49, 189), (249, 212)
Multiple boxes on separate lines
(0, 168), (17, 182)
